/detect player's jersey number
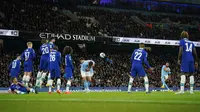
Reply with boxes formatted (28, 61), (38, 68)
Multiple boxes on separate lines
(134, 52), (142, 61)
(185, 43), (192, 52)
(25, 52), (30, 61)
(42, 47), (49, 54)
(12, 61), (17, 68)
(50, 54), (56, 62)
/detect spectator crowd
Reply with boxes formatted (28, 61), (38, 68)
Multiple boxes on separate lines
(0, 0), (200, 40)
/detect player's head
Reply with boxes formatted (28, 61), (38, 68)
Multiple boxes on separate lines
(79, 57), (85, 63)
(49, 37), (56, 43)
(63, 46), (73, 55)
(166, 62), (169, 67)
(180, 31), (189, 39)
(139, 43), (145, 48)
(12, 77), (18, 83)
(41, 39), (49, 44)
(88, 61), (94, 68)
(53, 45), (58, 51)
(16, 54), (21, 60)
(27, 42), (33, 48)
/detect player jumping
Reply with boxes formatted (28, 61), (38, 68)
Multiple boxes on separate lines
(176, 31), (198, 94)
(63, 46), (74, 94)
(46, 38), (56, 87)
(8, 54), (21, 79)
(35, 39), (50, 88)
(48, 45), (61, 94)
(161, 62), (171, 91)
(21, 42), (36, 87)
(80, 58), (95, 92)
(8, 77), (38, 94)
(128, 43), (153, 94)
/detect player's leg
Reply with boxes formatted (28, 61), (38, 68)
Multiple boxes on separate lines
(56, 69), (61, 94)
(48, 70), (55, 94)
(175, 74), (186, 94)
(65, 70), (73, 94)
(22, 64), (27, 85)
(176, 62), (187, 94)
(138, 67), (150, 93)
(39, 60), (48, 87)
(81, 71), (87, 91)
(161, 76), (169, 90)
(189, 62), (195, 94)
(36, 59), (43, 87)
(128, 69), (136, 93)
(26, 87), (38, 94)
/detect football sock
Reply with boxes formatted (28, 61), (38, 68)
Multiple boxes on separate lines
(36, 72), (42, 87)
(84, 80), (88, 90)
(47, 73), (51, 85)
(30, 88), (35, 93)
(144, 76), (149, 92)
(40, 72), (47, 87)
(66, 80), (71, 92)
(25, 75), (30, 87)
(22, 75), (26, 85)
(57, 79), (61, 90)
(49, 79), (53, 92)
(190, 76), (194, 92)
(180, 75), (186, 92)
(128, 77), (133, 92)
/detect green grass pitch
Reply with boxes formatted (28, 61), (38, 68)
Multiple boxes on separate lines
(0, 92), (200, 112)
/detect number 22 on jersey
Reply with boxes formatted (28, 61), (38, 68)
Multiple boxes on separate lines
(134, 52), (142, 61)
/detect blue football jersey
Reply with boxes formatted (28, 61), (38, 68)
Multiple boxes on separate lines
(40, 43), (50, 58)
(8, 59), (21, 73)
(49, 42), (54, 50)
(131, 48), (151, 68)
(49, 50), (61, 70)
(65, 54), (74, 70)
(179, 38), (195, 62)
(21, 48), (36, 62)
(10, 82), (27, 92)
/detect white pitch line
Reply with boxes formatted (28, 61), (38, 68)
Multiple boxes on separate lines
(0, 98), (200, 104)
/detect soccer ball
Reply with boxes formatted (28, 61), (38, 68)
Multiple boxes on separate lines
(100, 52), (106, 58)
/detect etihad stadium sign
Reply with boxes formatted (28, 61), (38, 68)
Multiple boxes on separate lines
(39, 32), (96, 42)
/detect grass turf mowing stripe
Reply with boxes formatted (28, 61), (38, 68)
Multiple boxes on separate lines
(0, 98), (200, 104)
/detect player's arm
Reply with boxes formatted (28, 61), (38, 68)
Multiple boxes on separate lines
(69, 56), (74, 71)
(193, 47), (198, 64)
(20, 52), (25, 61)
(130, 51), (134, 63)
(32, 49), (36, 59)
(58, 52), (61, 66)
(144, 52), (151, 69)
(8, 62), (12, 72)
(178, 46), (183, 64)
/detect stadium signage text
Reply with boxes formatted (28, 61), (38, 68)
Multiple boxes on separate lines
(113, 37), (200, 47)
(39, 33), (96, 41)
(0, 29), (19, 37)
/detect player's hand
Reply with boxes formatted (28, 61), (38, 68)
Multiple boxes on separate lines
(149, 67), (154, 71)
(178, 60), (181, 65)
(195, 62), (198, 68)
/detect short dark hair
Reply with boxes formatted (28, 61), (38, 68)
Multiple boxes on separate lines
(16, 54), (21, 57)
(49, 37), (56, 41)
(79, 57), (85, 61)
(53, 45), (58, 50)
(63, 46), (73, 55)
(88, 61), (93, 67)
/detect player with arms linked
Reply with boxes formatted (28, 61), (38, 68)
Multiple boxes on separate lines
(21, 42), (36, 87)
(35, 39), (50, 88)
(48, 45), (61, 94)
(176, 31), (198, 94)
(63, 46), (74, 94)
(128, 43), (153, 94)
(8, 54), (21, 80)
